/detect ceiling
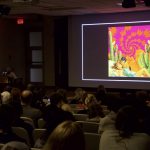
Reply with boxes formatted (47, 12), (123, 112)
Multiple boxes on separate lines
(0, 0), (149, 16)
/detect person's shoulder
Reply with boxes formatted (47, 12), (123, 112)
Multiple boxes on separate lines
(61, 109), (75, 120)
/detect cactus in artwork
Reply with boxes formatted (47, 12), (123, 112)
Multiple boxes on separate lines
(109, 31), (114, 61)
(138, 40), (150, 73)
(109, 31), (122, 62)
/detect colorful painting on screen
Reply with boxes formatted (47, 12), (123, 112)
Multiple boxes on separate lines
(108, 25), (150, 77)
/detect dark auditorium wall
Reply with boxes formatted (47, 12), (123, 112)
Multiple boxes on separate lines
(43, 16), (55, 86)
(0, 18), (26, 81)
(0, 16), (56, 86)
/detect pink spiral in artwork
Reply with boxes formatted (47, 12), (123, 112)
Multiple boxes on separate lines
(109, 25), (150, 57)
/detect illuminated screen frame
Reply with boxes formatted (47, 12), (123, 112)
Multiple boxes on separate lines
(81, 20), (150, 83)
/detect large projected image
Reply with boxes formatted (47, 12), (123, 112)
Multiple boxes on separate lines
(108, 25), (150, 78)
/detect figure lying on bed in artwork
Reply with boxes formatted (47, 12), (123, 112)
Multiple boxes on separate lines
(111, 57), (150, 77)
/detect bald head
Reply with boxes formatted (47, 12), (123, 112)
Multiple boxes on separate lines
(21, 90), (33, 105)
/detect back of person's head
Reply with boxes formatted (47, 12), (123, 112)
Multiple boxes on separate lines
(43, 121), (85, 150)
(50, 92), (63, 106)
(1, 91), (11, 104)
(85, 94), (97, 106)
(21, 90), (33, 105)
(135, 90), (148, 106)
(105, 93), (123, 113)
(74, 88), (84, 99)
(115, 105), (138, 138)
(11, 88), (21, 103)
(2, 141), (30, 150)
(0, 104), (15, 131)
(56, 88), (67, 103)
(97, 85), (106, 93)
(88, 103), (104, 119)
(26, 83), (34, 91)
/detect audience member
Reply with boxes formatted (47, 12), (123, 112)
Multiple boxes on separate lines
(86, 103), (104, 123)
(85, 94), (97, 107)
(0, 104), (26, 144)
(70, 88), (86, 104)
(95, 85), (107, 104)
(6, 67), (17, 85)
(34, 92), (75, 148)
(43, 121), (85, 150)
(57, 88), (73, 113)
(77, 93), (97, 114)
(1, 91), (11, 104)
(10, 102), (34, 146)
(11, 87), (21, 103)
(98, 93), (123, 134)
(99, 105), (150, 150)
(21, 90), (42, 126)
(133, 90), (150, 135)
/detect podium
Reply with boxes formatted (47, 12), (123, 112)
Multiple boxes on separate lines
(0, 76), (8, 84)
(0, 76), (8, 92)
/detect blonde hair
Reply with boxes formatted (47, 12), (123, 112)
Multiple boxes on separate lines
(43, 121), (85, 150)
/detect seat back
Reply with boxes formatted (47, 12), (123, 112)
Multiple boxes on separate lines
(37, 118), (46, 129)
(77, 121), (99, 133)
(12, 127), (30, 146)
(20, 116), (35, 128)
(31, 148), (41, 150)
(84, 132), (100, 150)
(32, 129), (46, 142)
(73, 114), (88, 121)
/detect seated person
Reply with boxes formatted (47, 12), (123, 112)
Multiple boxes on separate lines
(10, 102), (34, 146)
(6, 67), (17, 85)
(0, 104), (26, 144)
(21, 90), (42, 126)
(43, 121), (85, 150)
(34, 92), (75, 148)
(86, 103), (104, 123)
(70, 88), (86, 104)
(99, 105), (150, 150)
(111, 57), (150, 77)
(56, 88), (73, 113)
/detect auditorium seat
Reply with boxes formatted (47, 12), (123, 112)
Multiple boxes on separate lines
(20, 116), (35, 128)
(32, 129), (46, 142)
(37, 118), (46, 128)
(73, 114), (88, 121)
(77, 121), (100, 133)
(12, 127), (30, 146)
(84, 132), (100, 150)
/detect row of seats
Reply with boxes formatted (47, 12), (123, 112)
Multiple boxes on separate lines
(37, 118), (100, 134)
(18, 116), (100, 150)
(32, 129), (100, 150)
(21, 113), (96, 129)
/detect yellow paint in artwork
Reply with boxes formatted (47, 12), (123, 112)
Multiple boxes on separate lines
(110, 27), (117, 35)
(126, 55), (141, 72)
(144, 30), (150, 38)
(120, 31), (126, 36)
(124, 26), (131, 31)
(137, 30), (142, 36)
